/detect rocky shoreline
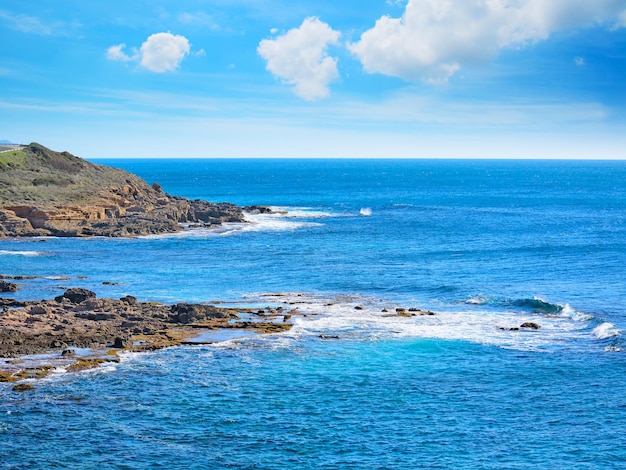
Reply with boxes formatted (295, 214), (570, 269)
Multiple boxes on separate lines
(0, 287), (294, 387)
(0, 143), (271, 237)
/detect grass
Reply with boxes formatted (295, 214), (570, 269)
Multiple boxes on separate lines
(0, 150), (27, 168)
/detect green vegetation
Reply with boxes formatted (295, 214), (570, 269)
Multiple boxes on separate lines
(0, 149), (27, 168)
(0, 142), (148, 206)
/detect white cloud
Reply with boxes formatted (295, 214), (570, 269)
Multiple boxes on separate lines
(258, 17), (341, 100)
(349, 0), (626, 83)
(107, 32), (191, 73)
(140, 32), (191, 73)
(574, 56), (585, 66)
(106, 44), (137, 62)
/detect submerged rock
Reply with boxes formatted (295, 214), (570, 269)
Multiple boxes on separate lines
(0, 280), (18, 292)
(12, 383), (35, 392)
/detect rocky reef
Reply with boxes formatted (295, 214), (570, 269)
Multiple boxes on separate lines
(0, 143), (269, 237)
(0, 287), (292, 360)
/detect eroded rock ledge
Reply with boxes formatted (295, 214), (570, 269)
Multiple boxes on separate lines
(0, 288), (292, 360)
(0, 143), (270, 237)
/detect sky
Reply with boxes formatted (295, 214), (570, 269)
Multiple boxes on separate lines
(1, 0), (625, 159)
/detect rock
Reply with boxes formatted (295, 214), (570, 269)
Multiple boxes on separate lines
(319, 334), (340, 339)
(520, 322), (541, 330)
(0, 280), (18, 292)
(395, 308), (406, 313)
(27, 305), (50, 315)
(0, 298), (26, 307)
(120, 295), (137, 305)
(112, 337), (131, 348)
(0, 287), (291, 359)
(12, 383), (35, 392)
(355, 306), (364, 310)
(55, 288), (96, 304)
(61, 349), (76, 356)
(170, 303), (230, 323)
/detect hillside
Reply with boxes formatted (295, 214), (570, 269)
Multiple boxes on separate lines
(0, 143), (256, 237)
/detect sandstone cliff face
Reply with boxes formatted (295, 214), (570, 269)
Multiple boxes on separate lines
(0, 143), (253, 237)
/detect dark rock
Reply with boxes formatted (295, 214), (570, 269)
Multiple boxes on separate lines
(120, 295), (137, 305)
(112, 337), (131, 348)
(55, 288), (96, 304)
(520, 322), (541, 330)
(61, 349), (76, 356)
(0, 298), (26, 307)
(243, 206), (273, 214)
(13, 383), (35, 392)
(355, 306), (364, 310)
(0, 280), (18, 292)
(319, 334), (340, 339)
(170, 303), (230, 324)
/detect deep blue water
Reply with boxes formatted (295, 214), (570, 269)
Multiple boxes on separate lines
(1, 159), (626, 468)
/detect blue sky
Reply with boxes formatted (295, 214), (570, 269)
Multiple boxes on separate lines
(1, 0), (625, 158)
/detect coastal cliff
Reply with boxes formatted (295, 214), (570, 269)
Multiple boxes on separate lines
(0, 143), (264, 237)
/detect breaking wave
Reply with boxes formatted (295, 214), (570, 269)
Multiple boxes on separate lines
(466, 295), (566, 314)
(0, 250), (44, 257)
(244, 292), (610, 353)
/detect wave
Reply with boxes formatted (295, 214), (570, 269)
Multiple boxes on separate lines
(0, 250), (44, 257)
(592, 322), (621, 340)
(466, 295), (566, 314)
(359, 207), (372, 217)
(243, 292), (605, 353)
(511, 298), (564, 314)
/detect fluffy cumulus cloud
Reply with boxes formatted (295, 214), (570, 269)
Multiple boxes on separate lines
(107, 32), (190, 73)
(349, 0), (626, 83)
(258, 17), (341, 100)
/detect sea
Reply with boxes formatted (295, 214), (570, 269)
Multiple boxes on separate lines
(1, 158), (625, 469)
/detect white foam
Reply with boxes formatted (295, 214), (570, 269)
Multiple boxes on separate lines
(241, 212), (323, 232)
(0, 250), (43, 257)
(251, 292), (597, 352)
(560, 304), (594, 322)
(141, 208), (328, 239)
(592, 322), (621, 340)
(359, 207), (372, 217)
(266, 206), (334, 219)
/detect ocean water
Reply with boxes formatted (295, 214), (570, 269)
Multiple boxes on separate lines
(1, 159), (626, 468)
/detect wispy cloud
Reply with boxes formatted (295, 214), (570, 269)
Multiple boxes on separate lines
(177, 11), (222, 31)
(0, 10), (81, 36)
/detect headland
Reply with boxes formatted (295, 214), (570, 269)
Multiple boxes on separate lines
(0, 143), (269, 237)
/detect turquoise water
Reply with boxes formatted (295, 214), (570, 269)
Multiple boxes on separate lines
(2, 159), (626, 468)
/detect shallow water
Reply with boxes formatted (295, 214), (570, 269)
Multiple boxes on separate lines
(1, 159), (626, 468)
